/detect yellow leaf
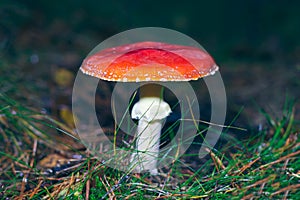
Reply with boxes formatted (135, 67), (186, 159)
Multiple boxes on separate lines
(54, 68), (74, 87)
(59, 105), (76, 128)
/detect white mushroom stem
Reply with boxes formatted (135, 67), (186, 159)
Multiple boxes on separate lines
(131, 84), (171, 175)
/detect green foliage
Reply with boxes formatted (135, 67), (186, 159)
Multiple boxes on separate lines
(1, 95), (299, 199)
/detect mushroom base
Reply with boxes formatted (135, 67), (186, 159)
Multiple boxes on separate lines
(131, 119), (163, 175)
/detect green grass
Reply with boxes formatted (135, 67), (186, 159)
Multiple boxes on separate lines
(0, 94), (299, 199)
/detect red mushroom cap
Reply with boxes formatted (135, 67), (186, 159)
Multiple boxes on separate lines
(80, 41), (218, 82)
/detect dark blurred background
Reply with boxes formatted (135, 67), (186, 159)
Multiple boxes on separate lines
(1, 0), (299, 129)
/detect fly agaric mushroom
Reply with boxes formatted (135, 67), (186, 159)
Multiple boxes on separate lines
(80, 41), (218, 175)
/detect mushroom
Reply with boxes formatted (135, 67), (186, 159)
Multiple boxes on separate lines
(80, 41), (218, 175)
